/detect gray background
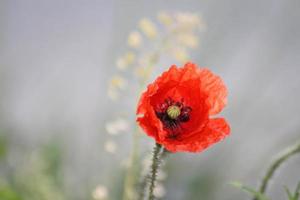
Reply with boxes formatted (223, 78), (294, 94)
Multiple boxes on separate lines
(1, 0), (300, 199)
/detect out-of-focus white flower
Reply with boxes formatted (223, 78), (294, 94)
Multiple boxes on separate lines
(109, 75), (127, 90)
(157, 11), (173, 26)
(107, 88), (119, 101)
(153, 183), (166, 198)
(175, 12), (205, 31)
(141, 154), (152, 175)
(116, 52), (135, 70)
(139, 18), (157, 39)
(105, 118), (129, 135)
(170, 47), (189, 63)
(107, 75), (127, 100)
(104, 140), (117, 154)
(124, 52), (135, 64)
(176, 33), (199, 48)
(134, 66), (151, 80)
(92, 185), (108, 200)
(116, 58), (127, 70)
(175, 12), (200, 26)
(127, 31), (142, 48)
(157, 170), (167, 181)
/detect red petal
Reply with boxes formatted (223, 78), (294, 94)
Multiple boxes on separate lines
(184, 63), (228, 115)
(137, 91), (166, 141)
(163, 118), (230, 153)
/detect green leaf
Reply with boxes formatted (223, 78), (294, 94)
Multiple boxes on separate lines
(0, 134), (8, 159)
(230, 181), (270, 200)
(295, 182), (300, 200)
(284, 186), (294, 200)
(285, 182), (300, 200)
(0, 183), (22, 200)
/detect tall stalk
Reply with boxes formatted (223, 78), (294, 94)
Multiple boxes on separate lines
(253, 141), (300, 200)
(148, 143), (162, 200)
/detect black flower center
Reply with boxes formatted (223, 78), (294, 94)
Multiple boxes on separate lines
(155, 97), (192, 136)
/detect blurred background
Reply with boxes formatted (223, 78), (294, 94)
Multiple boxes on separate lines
(1, 0), (300, 200)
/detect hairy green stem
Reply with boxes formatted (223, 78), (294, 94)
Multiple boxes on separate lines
(138, 148), (170, 200)
(148, 143), (162, 200)
(253, 141), (300, 200)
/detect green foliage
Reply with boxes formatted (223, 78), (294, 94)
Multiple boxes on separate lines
(285, 182), (300, 200)
(231, 181), (300, 200)
(185, 172), (217, 200)
(0, 134), (8, 159)
(230, 181), (270, 200)
(41, 141), (63, 186)
(13, 143), (65, 200)
(0, 182), (22, 200)
(0, 140), (66, 200)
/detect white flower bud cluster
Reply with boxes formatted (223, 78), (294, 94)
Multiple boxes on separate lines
(103, 118), (130, 154)
(92, 185), (108, 200)
(108, 11), (205, 101)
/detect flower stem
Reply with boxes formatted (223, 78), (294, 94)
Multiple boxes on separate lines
(148, 143), (162, 200)
(138, 148), (170, 200)
(253, 141), (300, 200)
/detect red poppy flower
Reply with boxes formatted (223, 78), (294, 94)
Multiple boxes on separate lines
(136, 62), (230, 153)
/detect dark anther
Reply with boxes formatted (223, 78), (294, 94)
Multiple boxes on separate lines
(155, 97), (192, 133)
